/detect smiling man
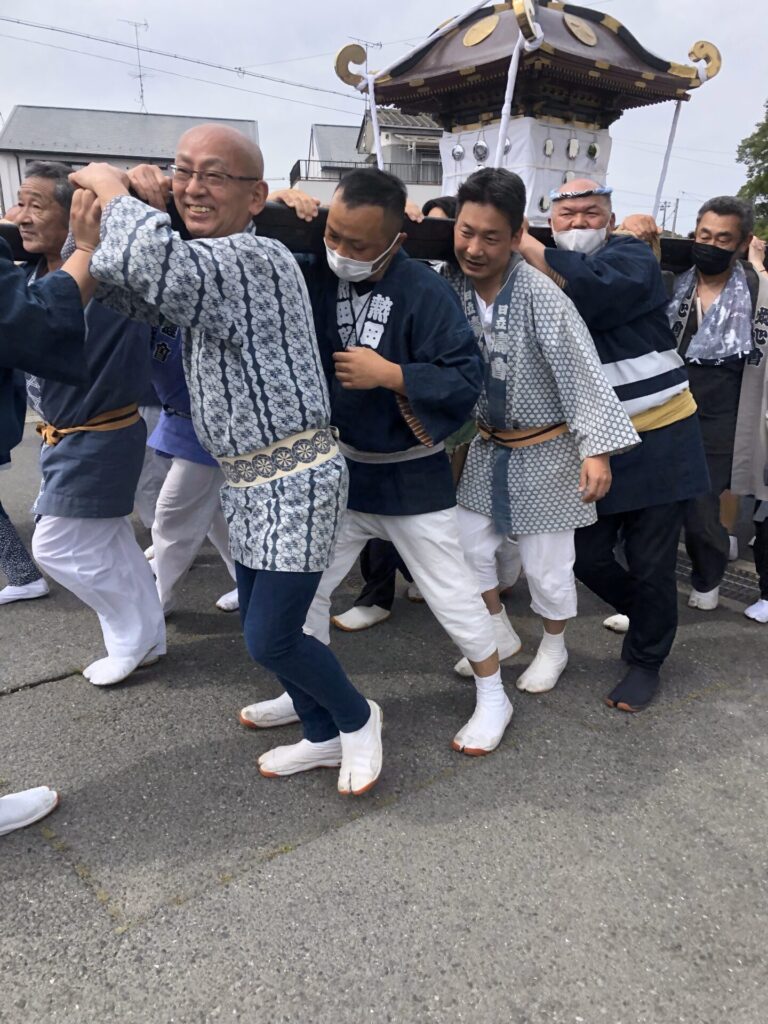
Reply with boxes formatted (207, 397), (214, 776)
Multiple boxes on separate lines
(443, 168), (639, 695)
(69, 126), (382, 797)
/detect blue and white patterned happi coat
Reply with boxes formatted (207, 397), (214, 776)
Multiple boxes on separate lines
(90, 195), (347, 572)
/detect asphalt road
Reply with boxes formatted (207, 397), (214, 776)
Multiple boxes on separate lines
(1, 427), (766, 1024)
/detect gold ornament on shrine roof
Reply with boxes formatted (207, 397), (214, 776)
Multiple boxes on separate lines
(463, 14), (500, 48)
(564, 13), (598, 47)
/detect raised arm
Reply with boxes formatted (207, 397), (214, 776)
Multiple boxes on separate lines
(70, 163), (254, 339)
(0, 238), (87, 381)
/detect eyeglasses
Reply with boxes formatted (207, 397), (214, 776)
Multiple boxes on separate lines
(169, 165), (261, 188)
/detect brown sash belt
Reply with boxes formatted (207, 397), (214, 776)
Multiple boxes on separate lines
(477, 420), (569, 450)
(37, 403), (141, 447)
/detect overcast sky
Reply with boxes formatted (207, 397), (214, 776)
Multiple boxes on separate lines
(0, 0), (765, 231)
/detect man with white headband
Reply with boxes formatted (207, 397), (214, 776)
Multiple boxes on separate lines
(516, 178), (710, 712)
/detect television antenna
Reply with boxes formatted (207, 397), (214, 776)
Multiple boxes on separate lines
(119, 19), (149, 112)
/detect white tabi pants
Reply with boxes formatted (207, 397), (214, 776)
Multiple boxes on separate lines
(456, 506), (578, 621)
(134, 406), (170, 530)
(32, 515), (166, 658)
(152, 457), (235, 611)
(304, 507), (497, 664)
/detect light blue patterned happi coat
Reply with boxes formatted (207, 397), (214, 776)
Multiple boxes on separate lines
(442, 261), (640, 535)
(90, 195), (347, 573)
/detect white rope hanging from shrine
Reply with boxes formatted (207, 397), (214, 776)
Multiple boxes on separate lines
(367, 73), (385, 171)
(493, 21), (544, 168)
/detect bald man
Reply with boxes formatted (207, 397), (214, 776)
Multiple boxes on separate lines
(68, 127), (383, 797)
(517, 178), (709, 712)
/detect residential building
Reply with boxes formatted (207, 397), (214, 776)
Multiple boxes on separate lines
(290, 108), (443, 205)
(0, 105), (259, 214)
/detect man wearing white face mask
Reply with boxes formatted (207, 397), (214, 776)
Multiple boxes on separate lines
(247, 168), (518, 758)
(517, 179), (710, 713)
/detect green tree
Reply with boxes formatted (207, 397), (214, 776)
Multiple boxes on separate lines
(737, 100), (768, 239)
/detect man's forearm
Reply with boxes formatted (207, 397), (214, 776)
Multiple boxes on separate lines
(517, 233), (566, 289)
(60, 249), (97, 305)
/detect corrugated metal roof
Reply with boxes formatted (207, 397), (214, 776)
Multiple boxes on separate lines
(375, 109), (441, 131)
(311, 124), (359, 166)
(0, 106), (259, 158)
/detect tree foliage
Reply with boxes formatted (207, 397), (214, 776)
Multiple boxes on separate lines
(737, 100), (768, 239)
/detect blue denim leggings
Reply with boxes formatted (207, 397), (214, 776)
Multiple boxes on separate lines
(236, 563), (370, 742)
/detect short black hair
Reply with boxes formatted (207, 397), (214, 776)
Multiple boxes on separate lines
(335, 168), (407, 226)
(456, 168), (526, 233)
(23, 161), (75, 213)
(422, 195), (457, 219)
(696, 196), (755, 241)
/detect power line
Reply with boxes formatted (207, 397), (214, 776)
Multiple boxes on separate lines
(0, 31), (364, 118)
(242, 36), (423, 70)
(0, 15), (365, 102)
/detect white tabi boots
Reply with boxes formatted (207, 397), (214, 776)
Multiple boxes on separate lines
(331, 605), (391, 631)
(516, 631), (568, 694)
(452, 670), (513, 756)
(453, 606), (521, 678)
(258, 737), (342, 777)
(239, 691), (300, 729)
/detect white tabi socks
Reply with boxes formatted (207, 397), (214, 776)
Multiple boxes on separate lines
(453, 606), (521, 678)
(516, 630), (568, 693)
(452, 669), (513, 756)
(83, 642), (164, 687)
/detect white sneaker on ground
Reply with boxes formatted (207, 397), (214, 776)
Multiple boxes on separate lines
(338, 700), (383, 796)
(258, 737), (342, 777)
(406, 583), (425, 603)
(0, 786), (59, 836)
(688, 586), (720, 610)
(728, 536), (739, 561)
(744, 598), (768, 623)
(84, 641), (164, 687)
(239, 691), (300, 729)
(603, 613), (630, 634)
(144, 544), (154, 560)
(454, 606), (522, 677)
(452, 674), (513, 756)
(516, 635), (568, 694)
(215, 587), (239, 612)
(331, 604), (390, 631)
(0, 578), (49, 606)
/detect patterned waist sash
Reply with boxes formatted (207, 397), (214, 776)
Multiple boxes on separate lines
(218, 427), (338, 487)
(37, 403), (141, 447)
(477, 421), (569, 449)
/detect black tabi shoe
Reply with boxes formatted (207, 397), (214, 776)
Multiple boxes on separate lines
(604, 666), (660, 714)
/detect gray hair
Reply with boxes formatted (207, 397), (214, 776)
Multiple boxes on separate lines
(696, 196), (755, 241)
(23, 160), (75, 213)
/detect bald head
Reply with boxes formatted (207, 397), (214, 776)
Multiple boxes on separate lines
(172, 124), (268, 239)
(177, 124), (264, 179)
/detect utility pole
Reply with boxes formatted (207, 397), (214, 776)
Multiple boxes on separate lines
(120, 19), (149, 112)
(671, 197), (680, 235)
(658, 199), (672, 231)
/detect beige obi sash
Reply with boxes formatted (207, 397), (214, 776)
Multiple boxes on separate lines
(217, 427), (339, 487)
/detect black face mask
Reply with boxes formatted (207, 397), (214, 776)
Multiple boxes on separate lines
(691, 241), (737, 276)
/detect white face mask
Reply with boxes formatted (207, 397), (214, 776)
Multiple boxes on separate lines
(552, 226), (608, 256)
(325, 234), (400, 283)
